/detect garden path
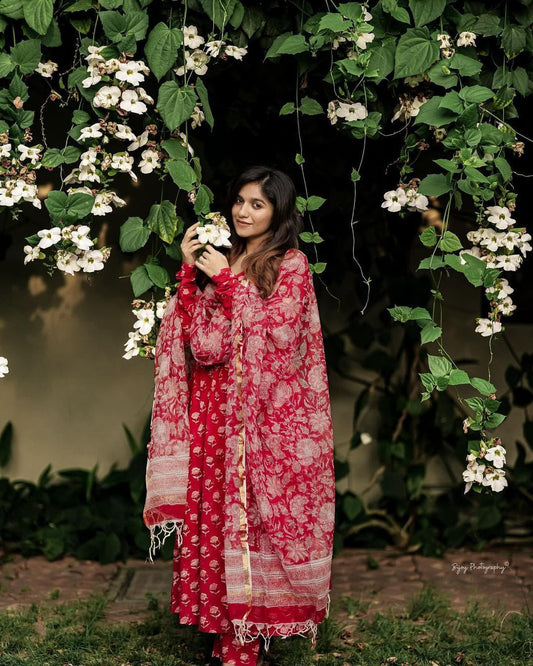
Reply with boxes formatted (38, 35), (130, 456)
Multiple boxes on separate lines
(0, 547), (530, 625)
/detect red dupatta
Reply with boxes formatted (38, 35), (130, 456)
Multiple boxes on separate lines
(144, 250), (335, 642)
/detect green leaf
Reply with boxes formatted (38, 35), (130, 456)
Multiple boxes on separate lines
(266, 33), (308, 58)
(119, 217), (151, 252)
(485, 412), (506, 429)
(494, 156), (512, 182)
(99, 11), (126, 41)
(420, 322), (442, 344)
(198, 0), (237, 30)
(418, 255), (445, 270)
(299, 96), (322, 116)
(145, 262), (170, 288)
(310, 262), (327, 274)
(439, 231), (462, 252)
(511, 67), (529, 96)
(161, 138), (187, 160)
(470, 377), (496, 396)
(317, 13), (351, 33)
(367, 37), (396, 82)
(427, 62), (458, 89)
(306, 195), (326, 211)
(448, 53), (482, 76)
(193, 184), (214, 215)
(502, 24), (526, 58)
(473, 14), (502, 37)
(64, 0), (93, 11)
(23, 0), (53, 34)
(241, 6), (265, 38)
(0, 0), (24, 20)
(41, 148), (64, 168)
(414, 96), (458, 128)
(459, 85), (494, 103)
(342, 493), (363, 520)
(72, 109), (91, 125)
(418, 173), (452, 197)
(434, 158), (461, 173)
(419, 226), (437, 247)
(45, 191), (94, 222)
(130, 265), (152, 297)
(61, 146), (81, 164)
(157, 81), (197, 131)
(427, 354), (452, 378)
(439, 91), (464, 114)
(145, 201), (178, 244)
(144, 22), (182, 80)
(167, 159), (197, 192)
(10, 38), (41, 74)
(280, 102), (295, 115)
(382, 0), (409, 23)
(0, 52), (14, 77)
(195, 78), (214, 129)
(388, 305), (413, 322)
(449, 369), (470, 385)
(408, 0), (446, 27)
(394, 27), (440, 79)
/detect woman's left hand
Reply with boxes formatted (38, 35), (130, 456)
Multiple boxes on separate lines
(195, 244), (230, 278)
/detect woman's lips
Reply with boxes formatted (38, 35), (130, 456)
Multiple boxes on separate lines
(236, 219), (252, 226)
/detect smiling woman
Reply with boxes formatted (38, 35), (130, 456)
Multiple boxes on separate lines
(144, 167), (335, 666)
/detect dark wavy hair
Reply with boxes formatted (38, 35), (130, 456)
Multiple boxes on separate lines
(226, 166), (302, 298)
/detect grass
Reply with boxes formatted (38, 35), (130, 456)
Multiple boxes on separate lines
(0, 587), (531, 666)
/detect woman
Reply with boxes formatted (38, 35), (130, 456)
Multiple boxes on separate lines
(144, 167), (335, 666)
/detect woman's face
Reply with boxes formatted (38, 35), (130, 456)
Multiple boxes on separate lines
(231, 182), (274, 247)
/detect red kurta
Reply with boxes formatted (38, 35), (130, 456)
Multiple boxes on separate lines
(144, 249), (335, 648)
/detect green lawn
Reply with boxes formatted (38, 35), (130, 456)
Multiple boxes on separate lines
(0, 586), (531, 665)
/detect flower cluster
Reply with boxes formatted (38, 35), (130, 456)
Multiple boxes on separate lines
(437, 31), (476, 59)
(123, 295), (170, 360)
(35, 60), (59, 78)
(0, 134), (42, 209)
(463, 204), (531, 336)
(197, 212), (232, 248)
(463, 438), (507, 493)
(327, 100), (368, 125)
(332, 6), (374, 52)
(174, 25), (248, 80)
(391, 94), (429, 122)
(381, 183), (429, 213)
(24, 224), (111, 276)
(0, 356), (8, 379)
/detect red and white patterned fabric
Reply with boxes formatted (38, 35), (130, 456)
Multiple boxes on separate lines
(144, 249), (335, 646)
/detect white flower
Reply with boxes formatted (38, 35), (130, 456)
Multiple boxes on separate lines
(486, 277), (514, 301)
(496, 254), (522, 271)
(475, 318), (502, 337)
(463, 461), (485, 485)
(501, 231), (518, 251)
(78, 164), (100, 183)
(197, 224), (221, 245)
(115, 60), (146, 86)
(110, 153), (135, 179)
(0, 186), (17, 206)
(37, 227), (62, 249)
(71, 225), (93, 251)
(225, 44), (248, 60)
(136, 87), (154, 104)
(156, 300), (167, 320)
(327, 101), (338, 125)
(0, 143), (11, 158)
(205, 40), (225, 57)
(23, 245), (40, 264)
(480, 229), (506, 253)
(107, 190), (127, 207)
(360, 433), (372, 446)
(187, 49), (210, 76)
(17, 144), (41, 164)
(35, 60), (58, 78)
(457, 31), (476, 47)
(138, 148), (161, 174)
(115, 124), (137, 141)
(123, 331), (141, 359)
(497, 296), (516, 316)
(0, 356), (8, 378)
(485, 205), (515, 230)
(92, 193), (113, 216)
(405, 188), (429, 212)
(437, 33), (452, 49)
(183, 25), (205, 49)
(191, 105), (205, 129)
(56, 250), (81, 275)
(78, 249), (105, 272)
(82, 72), (102, 88)
(79, 123), (103, 141)
(103, 58), (121, 74)
(93, 85), (121, 108)
(392, 96), (428, 122)
(127, 129), (149, 152)
(336, 101), (368, 122)
(381, 188), (408, 212)
(466, 229), (484, 244)
(119, 90), (147, 115)
(482, 468), (507, 492)
(355, 31), (374, 50)
(133, 308), (155, 335)
(362, 7), (372, 22)
(515, 231), (532, 257)
(80, 147), (98, 166)
(484, 445), (506, 469)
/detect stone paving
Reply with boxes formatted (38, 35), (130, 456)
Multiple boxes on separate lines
(0, 546), (530, 624)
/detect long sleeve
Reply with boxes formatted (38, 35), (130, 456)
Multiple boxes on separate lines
(175, 263), (198, 342)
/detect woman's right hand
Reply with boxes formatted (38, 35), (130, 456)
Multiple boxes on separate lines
(180, 222), (204, 265)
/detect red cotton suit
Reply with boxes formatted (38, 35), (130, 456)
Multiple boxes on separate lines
(144, 249), (335, 665)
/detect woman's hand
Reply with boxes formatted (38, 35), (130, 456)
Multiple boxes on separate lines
(195, 244), (230, 278)
(181, 222), (204, 265)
